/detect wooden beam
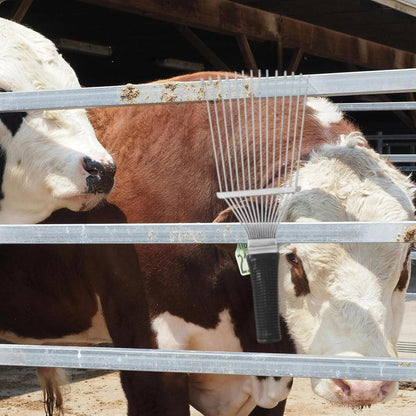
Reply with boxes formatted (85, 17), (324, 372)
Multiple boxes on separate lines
(175, 25), (230, 71)
(277, 39), (283, 74)
(235, 34), (258, 72)
(79, 0), (416, 70)
(288, 48), (304, 74)
(12, 0), (34, 23)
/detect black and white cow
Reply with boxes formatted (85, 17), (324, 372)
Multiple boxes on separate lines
(0, 17), (115, 223)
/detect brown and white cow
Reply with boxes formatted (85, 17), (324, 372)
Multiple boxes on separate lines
(0, 18), (167, 416)
(0, 204), (179, 416)
(87, 73), (415, 415)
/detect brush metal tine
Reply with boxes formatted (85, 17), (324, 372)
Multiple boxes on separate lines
(242, 71), (252, 192)
(250, 70), (256, 191)
(264, 70), (269, 223)
(214, 79), (228, 192)
(295, 76), (309, 189)
(219, 74), (234, 193)
(258, 70), (263, 223)
(288, 74), (300, 187)
(226, 73), (239, 192)
(272, 70), (278, 190)
(205, 77), (223, 193)
(264, 75), (269, 224)
(278, 72), (286, 191)
(249, 71), (261, 224)
(284, 72), (294, 185)
(235, 72), (245, 192)
(265, 70), (273, 224)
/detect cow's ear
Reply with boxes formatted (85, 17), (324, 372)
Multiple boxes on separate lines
(213, 207), (235, 223)
(212, 207), (237, 253)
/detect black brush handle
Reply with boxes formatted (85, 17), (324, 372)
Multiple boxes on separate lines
(247, 252), (281, 343)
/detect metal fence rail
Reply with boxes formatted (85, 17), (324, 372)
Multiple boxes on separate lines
(338, 102), (416, 111)
(1, 344), (415, 382)
(0, 222), (413, 244)
(383, 155), (416, 163)
(0, 68), (415, 112)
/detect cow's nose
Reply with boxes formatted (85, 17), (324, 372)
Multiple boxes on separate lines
(332, 379), (395, 405)
(83, 156), (116, 194)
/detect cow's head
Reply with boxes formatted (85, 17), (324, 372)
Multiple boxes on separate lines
(0, 18), (115, 223)
(279, 134), (415, 407)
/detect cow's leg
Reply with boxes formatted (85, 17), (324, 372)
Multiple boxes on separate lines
(86, 235), (189, 415)
(249, 399), (287, 415)
(120, 371), (190, 416)
(88, 244), (165, 415)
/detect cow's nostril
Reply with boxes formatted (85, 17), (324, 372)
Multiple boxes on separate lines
(83, 156), (115, 194)
(379, 381), (394, 398)
(88, 167), (100, 176)
(332, 379), (351, 396)
(83, 156), (103, 176)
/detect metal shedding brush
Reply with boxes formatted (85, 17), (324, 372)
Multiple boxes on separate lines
(204, 71), (309, 343)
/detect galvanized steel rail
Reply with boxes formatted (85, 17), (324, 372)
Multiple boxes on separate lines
(383, 154), (416, 163)
(0, 222), (414, 244)
(0, 344), (415, 381)
(338, 102), (416, 111)
(0, 68), (415, 112)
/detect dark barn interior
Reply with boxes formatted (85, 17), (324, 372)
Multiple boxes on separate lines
(1, 0), (415, 172)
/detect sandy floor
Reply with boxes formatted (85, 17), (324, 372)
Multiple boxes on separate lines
(1, 302), (415, 416)
(0, 369), (415, 416)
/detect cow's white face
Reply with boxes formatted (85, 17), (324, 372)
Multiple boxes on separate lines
(0, 18), (115, 223)
(279, 135), (415, 407)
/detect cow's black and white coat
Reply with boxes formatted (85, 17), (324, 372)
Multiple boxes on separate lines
(0, 17), (115, 223)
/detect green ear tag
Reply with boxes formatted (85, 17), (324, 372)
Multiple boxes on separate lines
(235, 243), (250, 276)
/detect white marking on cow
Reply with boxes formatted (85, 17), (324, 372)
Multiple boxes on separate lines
(0, 17), (114, 223)
(152, 309), (292, 415)
(307, 97), (343, 127)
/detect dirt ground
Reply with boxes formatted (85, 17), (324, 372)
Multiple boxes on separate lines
(1, 302), (415, 416)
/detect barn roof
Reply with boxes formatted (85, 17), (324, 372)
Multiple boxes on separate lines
(1, 0), (415, 136)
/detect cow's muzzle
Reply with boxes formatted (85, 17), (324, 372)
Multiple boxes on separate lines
(83, 156), (116, 194)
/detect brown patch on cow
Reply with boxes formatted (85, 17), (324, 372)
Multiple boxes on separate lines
(396, 249), (411, 292)
(288, 250), (310, 297)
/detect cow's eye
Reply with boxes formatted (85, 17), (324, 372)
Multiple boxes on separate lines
(286, 252), (299, 266)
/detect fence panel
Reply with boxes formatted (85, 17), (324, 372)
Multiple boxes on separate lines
(0, 68), (415, 380)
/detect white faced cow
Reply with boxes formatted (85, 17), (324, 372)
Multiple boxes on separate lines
(280, 132), (414, 407)
(0, 17), (115, 223)
(88, 75), (415, 415)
